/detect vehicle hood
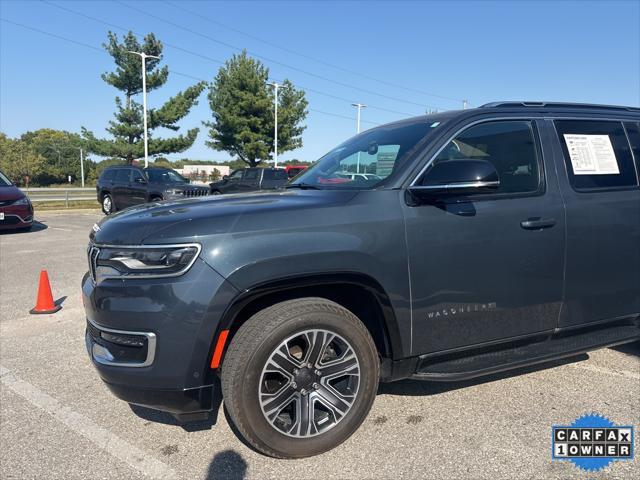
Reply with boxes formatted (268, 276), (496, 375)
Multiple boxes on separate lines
(0, 185), (25, 202)
(90, 189), (359, 245)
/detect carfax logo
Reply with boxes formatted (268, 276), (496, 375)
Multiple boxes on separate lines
(552, 413), (634, 472)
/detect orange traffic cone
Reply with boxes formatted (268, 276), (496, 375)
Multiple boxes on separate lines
(30, 270), (62, 314)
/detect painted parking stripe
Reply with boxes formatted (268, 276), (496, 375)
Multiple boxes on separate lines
(0, 366), (177, 479)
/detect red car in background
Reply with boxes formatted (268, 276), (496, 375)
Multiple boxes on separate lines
(284, 165), (307, 178)
(0, 170), (34, 232)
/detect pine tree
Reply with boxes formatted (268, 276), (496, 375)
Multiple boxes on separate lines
(205, 51), (308, 167)
(83, 31), (205, 164)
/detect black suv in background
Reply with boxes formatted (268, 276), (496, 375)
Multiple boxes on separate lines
(209, 167), (288, 194)
(96, 166), (209, 214)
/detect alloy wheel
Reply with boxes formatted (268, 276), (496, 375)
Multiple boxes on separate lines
(258, 329), (360, 438)
(102, 196), (112, 214)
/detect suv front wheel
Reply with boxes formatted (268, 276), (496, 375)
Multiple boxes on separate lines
(101, 193), (114, 215)
(222, 297), (379, 458)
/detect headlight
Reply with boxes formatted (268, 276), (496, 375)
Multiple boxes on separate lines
(93, 244), (200, 281)
(165, 189), (184, 196)
(14, 197), (30, 206)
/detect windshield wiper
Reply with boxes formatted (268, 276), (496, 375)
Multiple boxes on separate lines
(285, 183), (321, 190)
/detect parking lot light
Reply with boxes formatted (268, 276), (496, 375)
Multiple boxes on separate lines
(127, 51), (160, 168)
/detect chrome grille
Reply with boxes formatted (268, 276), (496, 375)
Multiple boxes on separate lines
(87, 245), (100, 281)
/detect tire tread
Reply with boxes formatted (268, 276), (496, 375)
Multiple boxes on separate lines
(222, 297), (378, 458)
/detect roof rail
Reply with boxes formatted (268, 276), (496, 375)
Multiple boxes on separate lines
(480, 101), (640, 112)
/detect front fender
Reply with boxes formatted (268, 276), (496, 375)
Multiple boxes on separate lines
(201, 190), (412, 361)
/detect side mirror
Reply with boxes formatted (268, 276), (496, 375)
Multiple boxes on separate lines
(409, 159), (500, 199)
(135, 177), (147, 184)
(222, 175), (229, 180)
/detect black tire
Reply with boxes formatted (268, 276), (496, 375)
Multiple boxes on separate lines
(211, 190), (221, 195)
(150, 195), (163, 203)
(222, 297), (379, 458)
(101, 193), (114, 215)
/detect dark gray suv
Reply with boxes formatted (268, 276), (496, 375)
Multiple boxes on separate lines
(83, 102), (640, 458)
(96, 166), (209, 214)
(209, 167), (289, 195)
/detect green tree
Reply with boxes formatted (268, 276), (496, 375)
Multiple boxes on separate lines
(0, 133), (46, 186)
(20, 129), (93, 185)
(83, 31), (206, 164)
(205, 51), (308, 167)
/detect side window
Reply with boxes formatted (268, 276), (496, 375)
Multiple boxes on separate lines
(263, 170), (288, 180)
(243, 169), (259, 180)
(114, 169), (131, 184)
(228, 170), (244, 180)
(101, 170), (115, 182)
(131, 170), (145, 182)
(623, 122), (640, 176)
(424, 120), (541, 195)
(555, 120), (638, 190)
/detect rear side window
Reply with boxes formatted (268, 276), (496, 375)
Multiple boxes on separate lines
(114, 169), (131, 184)
(555, 120), (638, 190)
(264, 170), (288, 180)
(243, 169), (259, 180)
(100, 169), (115, 182)
(426, 120), (541, 195)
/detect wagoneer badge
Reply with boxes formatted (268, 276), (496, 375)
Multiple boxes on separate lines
(426, 302), (497, 319)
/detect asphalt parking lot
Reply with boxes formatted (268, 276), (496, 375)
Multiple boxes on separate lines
(1, 211), (638, 479)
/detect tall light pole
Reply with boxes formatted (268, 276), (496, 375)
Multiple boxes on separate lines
(351, 103), (367, 173)
(128, 51), (160, 168)
(268, 81), (288, 169)
(79, 147), (84, 187)
(351, 103), (367, 133)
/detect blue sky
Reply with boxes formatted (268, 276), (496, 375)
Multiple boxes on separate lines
(1, 0), (639, 163)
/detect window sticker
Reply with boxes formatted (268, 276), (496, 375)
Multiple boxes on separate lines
(563, 134), (620, 175)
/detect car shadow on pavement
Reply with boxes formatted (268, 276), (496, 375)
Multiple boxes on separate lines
(0, 220), (48, 235)
(206, 449), (247, 480)
(377, 354), (590, 397)
(610, 340), (640, 357)
(129, 377), (224, 432)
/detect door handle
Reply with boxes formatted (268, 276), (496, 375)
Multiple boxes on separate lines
(520, 217), (556, 230)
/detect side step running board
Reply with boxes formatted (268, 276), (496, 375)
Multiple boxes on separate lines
(412, 324), (640, 382)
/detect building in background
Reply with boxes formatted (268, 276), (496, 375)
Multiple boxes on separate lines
(176, 164), (231, 184)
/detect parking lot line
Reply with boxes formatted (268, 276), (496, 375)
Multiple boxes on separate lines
(0, 366), (177, 480)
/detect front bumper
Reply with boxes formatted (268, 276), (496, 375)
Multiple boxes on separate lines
(82, 257), (238, 415)
(0, 204), (33, 230)
(104, 380), (215, 416)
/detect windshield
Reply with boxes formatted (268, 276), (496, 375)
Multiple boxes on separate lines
(290, 121), (440, 189)
(145, 168), (187, 184)
(0, 171), (12, 186)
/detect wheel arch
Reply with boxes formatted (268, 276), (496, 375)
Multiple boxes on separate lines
(207, 273), (404, 380)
